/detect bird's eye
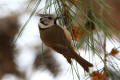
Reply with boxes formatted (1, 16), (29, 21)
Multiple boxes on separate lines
(48, 17), (52, 19)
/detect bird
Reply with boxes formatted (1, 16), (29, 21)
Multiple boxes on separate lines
(37, 14), (93, 72)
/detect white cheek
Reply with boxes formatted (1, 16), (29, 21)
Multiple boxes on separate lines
(38, 22), (53, 28)
(38, 23), (47, 28)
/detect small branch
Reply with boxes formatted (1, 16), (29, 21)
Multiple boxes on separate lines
(103, 36), (107, 62)
(103, 35), (107, 79)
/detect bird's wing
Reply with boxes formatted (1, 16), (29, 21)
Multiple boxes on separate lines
(46, 25), (74, 54)
(49, 43), (73, 58)
(61, 27), (72, 44)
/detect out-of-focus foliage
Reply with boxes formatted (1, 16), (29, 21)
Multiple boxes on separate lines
(34, 46), (60, 77)
(0, 14), (22, 78)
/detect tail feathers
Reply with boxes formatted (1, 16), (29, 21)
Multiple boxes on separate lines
(73, 52), (93, 72)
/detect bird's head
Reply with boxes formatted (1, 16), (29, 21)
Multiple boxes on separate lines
(37, 14), (61, 29)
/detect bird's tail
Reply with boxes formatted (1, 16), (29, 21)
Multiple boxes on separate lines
(72, 51), (93, 72)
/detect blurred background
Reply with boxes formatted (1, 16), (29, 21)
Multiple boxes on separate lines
(0, 0), (78, 80)
(0, 0), (120, 80)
